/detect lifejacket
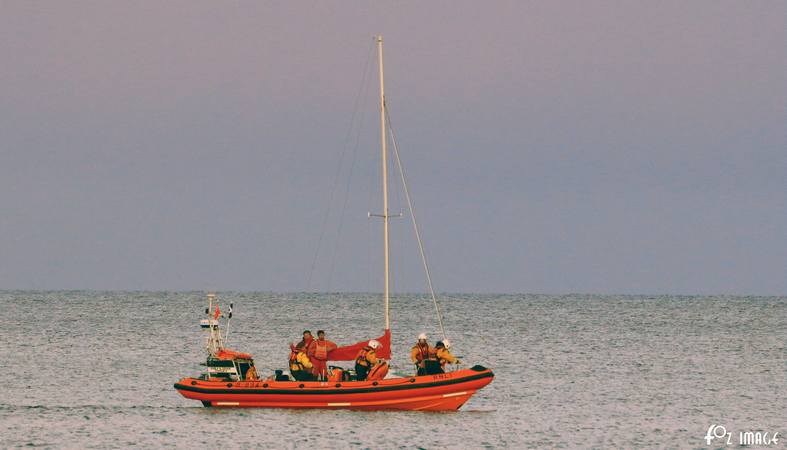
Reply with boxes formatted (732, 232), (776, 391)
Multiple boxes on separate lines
(355, 346), (374, 367)
(245, 366), (258, 380)
(367, 361), (389, 381)
(289, 350), (307, 372)
(436, 348), (456, 367)
(412, 343), (433, 363)
(313, 340), (330, 360)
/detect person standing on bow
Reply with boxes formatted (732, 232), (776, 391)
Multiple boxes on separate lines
(435, 340), (460, 372)
(355, 339), (382, 381)
(307, 330), (337, 380)
(410, 333), (435, 376)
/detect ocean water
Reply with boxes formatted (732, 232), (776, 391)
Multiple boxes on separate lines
(0, 291), (784, 449)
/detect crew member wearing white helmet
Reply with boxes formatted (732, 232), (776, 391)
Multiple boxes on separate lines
(434, 340), (460, 372)
(411, 333), (435, 376)
(354, 339), (381, 381)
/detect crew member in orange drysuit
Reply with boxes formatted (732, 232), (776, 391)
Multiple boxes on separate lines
(410, 333), (435, 376)
(307, 330), (337, 380)
(292, 330), (314, 352)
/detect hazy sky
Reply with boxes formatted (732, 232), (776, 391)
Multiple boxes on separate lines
(1, 1), (785, 295)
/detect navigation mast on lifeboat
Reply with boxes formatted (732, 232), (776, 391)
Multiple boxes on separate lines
(200, 293), (223, 355)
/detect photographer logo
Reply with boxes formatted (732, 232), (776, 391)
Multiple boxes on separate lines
(705, 424), (779, 446)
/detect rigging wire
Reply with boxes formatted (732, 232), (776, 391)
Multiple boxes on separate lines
(306, 41), (375, 291)
(385, 104), (447, 341)
(326, 80), (371, 290)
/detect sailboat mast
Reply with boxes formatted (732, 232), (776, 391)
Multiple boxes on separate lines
(377, 35), (390, 331)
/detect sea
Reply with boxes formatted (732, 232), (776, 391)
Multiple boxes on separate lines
(0, 291), (784, 449)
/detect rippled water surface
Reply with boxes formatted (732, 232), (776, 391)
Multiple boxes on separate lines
(1, 292), (784, 448)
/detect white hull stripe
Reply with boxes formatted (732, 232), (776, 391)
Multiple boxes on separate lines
(327, 402), (351, 406)
(216, 402), (240, 406)
(442, 391), (467, 398)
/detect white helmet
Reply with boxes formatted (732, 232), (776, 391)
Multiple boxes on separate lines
(368, 339), (381, 349)
(417, 333), (428, 341)
(442, 339), (451, 349)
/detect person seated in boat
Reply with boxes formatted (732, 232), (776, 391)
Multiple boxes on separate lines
(354, 339), (382, 381)
(289, 346), (315, 381)
(435, 340), (460, 372)
(410, 333), (436, 376)
(307, 330), (337, 380)
(245, 364), (258, 381)
(367, 359), (389, 381)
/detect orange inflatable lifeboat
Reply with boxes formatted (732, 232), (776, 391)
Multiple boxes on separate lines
(174, 294), (493, 411)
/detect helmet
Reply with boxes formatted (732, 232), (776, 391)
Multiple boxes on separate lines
(443, 339), (451, 349)
(417, 333), (428, 341)
(368, 340), (381, 349)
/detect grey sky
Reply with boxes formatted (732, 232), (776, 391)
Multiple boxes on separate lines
(1, 1), (785, 295)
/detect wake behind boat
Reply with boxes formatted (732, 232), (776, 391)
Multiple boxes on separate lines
(174, 36), (493, 411)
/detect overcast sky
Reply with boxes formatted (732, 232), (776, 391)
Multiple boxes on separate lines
(1, 1), (785, 295)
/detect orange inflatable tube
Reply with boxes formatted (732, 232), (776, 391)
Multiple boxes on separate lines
(174, 365), (493, 411)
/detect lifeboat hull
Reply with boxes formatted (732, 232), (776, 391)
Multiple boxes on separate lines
(174, 366), (493, 411)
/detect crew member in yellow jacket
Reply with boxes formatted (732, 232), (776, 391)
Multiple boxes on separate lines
(434, 340), (460, 372)
(354, 339), (381, 381)
(410, 333), (435, 375)
(289, 347), (315, 381)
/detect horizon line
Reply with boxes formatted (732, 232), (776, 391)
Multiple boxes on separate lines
(0, 288), (784, 298)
